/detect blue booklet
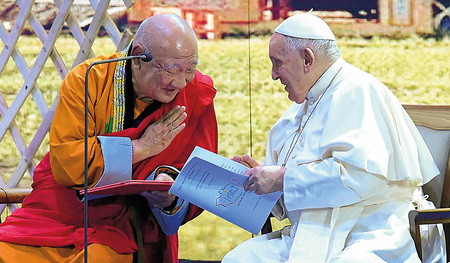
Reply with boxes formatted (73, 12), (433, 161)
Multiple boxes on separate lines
(170, 146), (282, 235)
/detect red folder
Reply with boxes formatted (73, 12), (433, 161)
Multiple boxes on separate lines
(79, 180), (173, 196)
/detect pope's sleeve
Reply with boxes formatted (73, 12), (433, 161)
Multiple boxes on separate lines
(282, 81), (395, 211)
(283, 159), (388, 210)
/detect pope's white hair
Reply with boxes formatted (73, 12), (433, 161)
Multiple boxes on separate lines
(284, 36), (341, 63)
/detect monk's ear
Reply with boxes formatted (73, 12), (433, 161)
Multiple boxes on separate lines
(131, 44), (144, 68)
(303, 48), (315, 72)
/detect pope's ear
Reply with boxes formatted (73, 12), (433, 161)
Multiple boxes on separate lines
(303, 48), (315, 71)
(304, 48), (314, 66)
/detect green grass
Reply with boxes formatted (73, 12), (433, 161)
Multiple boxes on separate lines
(0, 35), (449, 260)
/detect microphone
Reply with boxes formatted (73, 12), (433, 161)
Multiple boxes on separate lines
(140, 52), (153, 62)
(86, 52), (153, 68)
(82, 51), (152, 262)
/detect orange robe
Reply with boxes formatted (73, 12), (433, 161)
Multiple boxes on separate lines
(0, 52), (218, 262)
(0, 242), (133, 263)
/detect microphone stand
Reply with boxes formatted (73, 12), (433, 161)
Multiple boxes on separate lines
(83, 52), (152, 262)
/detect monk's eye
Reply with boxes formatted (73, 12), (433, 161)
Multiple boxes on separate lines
(165, 68), (180, 75)
(186, 68), (196, 75)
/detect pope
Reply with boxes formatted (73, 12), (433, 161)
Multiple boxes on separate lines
(222, 13), (444, 263)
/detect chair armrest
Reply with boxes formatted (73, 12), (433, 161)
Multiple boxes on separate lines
(409, 208), (450, 260)
(0, 188), (32, 203)
(411, 208), (450, 225)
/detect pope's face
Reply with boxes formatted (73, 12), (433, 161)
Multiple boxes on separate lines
(269, 33), (309, 103)
(132, 43), (198, 104)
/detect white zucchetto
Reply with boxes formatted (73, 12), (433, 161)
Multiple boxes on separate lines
(274, 13), (336, 41)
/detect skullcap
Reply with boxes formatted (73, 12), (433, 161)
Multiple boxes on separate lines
(274, 13), (336, 41)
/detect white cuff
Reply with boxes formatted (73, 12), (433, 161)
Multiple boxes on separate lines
(95, 136), (132, 187)
(151, 198), (189, 236)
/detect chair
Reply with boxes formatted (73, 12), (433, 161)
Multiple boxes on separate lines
(0, 188), (32, 204)
(0, 188), (32, 223)
(405, 104), (450, 261)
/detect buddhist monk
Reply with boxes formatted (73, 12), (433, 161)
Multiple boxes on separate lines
(0, 13), (218, 263)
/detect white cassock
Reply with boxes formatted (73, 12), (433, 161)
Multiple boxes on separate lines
(222, 58), (445, 263)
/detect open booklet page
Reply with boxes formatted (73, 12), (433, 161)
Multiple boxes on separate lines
(170, 146), (282, 235)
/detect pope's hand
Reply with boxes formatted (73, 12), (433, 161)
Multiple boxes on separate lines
(243, 165), (285, 195)
(141, 173), (176, 209)
(231, 154), (260, 168)
(132, 105), (187, 163)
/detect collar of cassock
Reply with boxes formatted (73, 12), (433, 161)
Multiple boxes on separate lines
(307, 57), (345, 103)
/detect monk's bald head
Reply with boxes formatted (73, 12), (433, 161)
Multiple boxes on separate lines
(133, 13), (198, 58)
(130, 14), (199, 104)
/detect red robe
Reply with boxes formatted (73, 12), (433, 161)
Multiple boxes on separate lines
(0, 63), (218, 262)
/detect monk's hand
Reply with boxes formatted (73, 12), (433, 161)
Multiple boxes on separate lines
(141, 173), (176, 209)
(231, 154), (260, 168)
(132, 105), (187, 163)
(243, 165), (286, 195)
